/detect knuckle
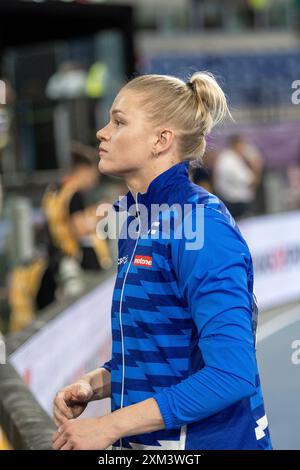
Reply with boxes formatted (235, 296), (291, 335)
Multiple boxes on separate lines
(55, 394), (63, 405)
(63, 422), (71, 434)
(53, 396), (59, 406)
(59, 390), (67, 399)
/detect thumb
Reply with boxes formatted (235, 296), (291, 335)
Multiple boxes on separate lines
(76, 383), (91, 400)
(65, 382), (91, 403)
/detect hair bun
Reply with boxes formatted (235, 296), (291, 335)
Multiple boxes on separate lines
(189, 72), (230, 130)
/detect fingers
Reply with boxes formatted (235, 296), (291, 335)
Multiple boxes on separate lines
(53, 400), (72, 425)
(52, 429), (61, 443)
(52, 428), (68, 451)
(64, 383), (92, 404)
(60, 441), (73, 451)
(53, 382), (92, 425)
(54, 391), (74, 417)
(54, 405), (85, 426)
(53, 407), (69, 427)
(53, 398), (85, 425)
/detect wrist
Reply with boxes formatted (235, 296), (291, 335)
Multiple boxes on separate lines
(107, 399), (165, 439)
(77, 373), (92, 388)
(100, 413), (123, 443)
(79, 368), (110, 401)
(76, 373), (96, 400)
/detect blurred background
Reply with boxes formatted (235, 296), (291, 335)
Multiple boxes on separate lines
(0, 0), (300, 451)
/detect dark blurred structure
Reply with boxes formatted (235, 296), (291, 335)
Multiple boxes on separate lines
(190, 149), (218, 193)
(134, 0), (297, 32)
(295, 0), (300, 32)
(0, 0), (135, 180)
(0, 0), (135, 334)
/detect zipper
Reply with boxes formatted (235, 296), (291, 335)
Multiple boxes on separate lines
(118, 192), (141, 449)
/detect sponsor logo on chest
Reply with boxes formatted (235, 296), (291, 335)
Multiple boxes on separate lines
(133, 255), (153, 268)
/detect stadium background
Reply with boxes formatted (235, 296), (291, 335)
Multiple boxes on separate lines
(0, 0), (300, 450)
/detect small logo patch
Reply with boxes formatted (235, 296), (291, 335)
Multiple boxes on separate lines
(118, 255), (128, 266)
(133, 255), (153, 268)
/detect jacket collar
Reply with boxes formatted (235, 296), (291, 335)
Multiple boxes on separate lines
(113, 161), (189, 215)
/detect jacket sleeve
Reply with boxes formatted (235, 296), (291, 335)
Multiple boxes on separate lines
(153, 207), (257, 430)
(100, 359), (112, 373)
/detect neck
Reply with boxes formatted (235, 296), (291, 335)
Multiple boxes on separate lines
(125, 158), (181, 199)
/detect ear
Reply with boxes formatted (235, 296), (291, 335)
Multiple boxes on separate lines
(153, 128), (174, 156)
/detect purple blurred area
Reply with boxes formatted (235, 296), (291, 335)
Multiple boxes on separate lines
(210, 121), (300, 169)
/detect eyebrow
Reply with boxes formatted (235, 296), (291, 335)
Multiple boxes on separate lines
(110, 109), (126, 116)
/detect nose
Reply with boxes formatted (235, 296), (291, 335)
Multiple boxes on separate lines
(96, 123), (110, 142)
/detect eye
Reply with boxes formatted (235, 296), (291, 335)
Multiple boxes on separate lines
(114, 119), (123, 127)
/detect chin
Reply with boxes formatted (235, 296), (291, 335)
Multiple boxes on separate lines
(98, 159), (109, 175)
(98, 159), (119, 177)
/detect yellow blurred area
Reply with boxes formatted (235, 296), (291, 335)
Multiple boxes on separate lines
(0, 427), (12, 450)
(248, 0), (269, 9)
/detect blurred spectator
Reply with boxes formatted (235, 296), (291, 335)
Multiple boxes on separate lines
(39, 142), (112, 306)
(43, 141), (112, 271)
(213, 134), (263, 219)
(46, 61), (87, 101)
(8, 143), (113, 331)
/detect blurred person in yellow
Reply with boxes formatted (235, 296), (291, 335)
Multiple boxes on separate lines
(42, 141), (112, 276)
(8, 257), (48, 332)
(0, 427), (12, 450)
(8, 143), (112, 332)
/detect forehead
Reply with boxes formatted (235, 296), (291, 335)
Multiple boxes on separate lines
(110, 88), (142, 114)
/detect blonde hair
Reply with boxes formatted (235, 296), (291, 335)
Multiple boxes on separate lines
(124, 72), (231, 164)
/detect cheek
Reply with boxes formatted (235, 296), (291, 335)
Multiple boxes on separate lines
(113, 128), (135, 145)
(110, 127), (150, 166)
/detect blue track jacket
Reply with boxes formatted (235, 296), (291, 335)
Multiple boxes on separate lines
(101, 161), (272, 450)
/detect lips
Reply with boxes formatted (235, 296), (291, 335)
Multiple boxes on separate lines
(99, 147), (108, 155)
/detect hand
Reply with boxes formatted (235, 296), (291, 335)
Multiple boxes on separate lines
(52, 417), (117, 450)
(53, 381), (93, 427)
